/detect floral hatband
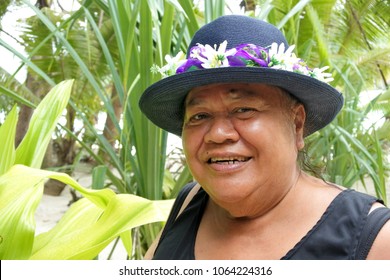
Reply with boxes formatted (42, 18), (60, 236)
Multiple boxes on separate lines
(152, 41), (333, 84)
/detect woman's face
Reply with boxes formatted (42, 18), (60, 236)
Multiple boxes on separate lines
(182, 83), (305, 213)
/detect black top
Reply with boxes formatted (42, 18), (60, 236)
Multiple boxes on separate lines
(153, 183), (390, 260)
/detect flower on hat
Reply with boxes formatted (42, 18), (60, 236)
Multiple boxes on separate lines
(193, 40), (237, 68)
(151, 51), (186, 77)
(311, 66), (334, 83)
(153, 41), (334, 84)
(268, 43), (300, 71)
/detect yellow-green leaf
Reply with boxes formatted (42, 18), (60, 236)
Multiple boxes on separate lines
(120, 230), (133, 258)
(30, 194), (173, 259)
(0, 165), (44, 259)
(0, 106), (18, 176)
(0, 164), (173, 259)
(15, 80), (73, 168)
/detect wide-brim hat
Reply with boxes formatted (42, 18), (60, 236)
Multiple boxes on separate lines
(139, 15), (343, 137)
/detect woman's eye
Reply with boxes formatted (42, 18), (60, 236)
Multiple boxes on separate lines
(236, 108), (252, 113)
(233, 107), (256, 116)
(187, 113), (209, 124)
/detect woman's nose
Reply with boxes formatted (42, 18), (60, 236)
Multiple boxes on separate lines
(204, 116), (240, 144)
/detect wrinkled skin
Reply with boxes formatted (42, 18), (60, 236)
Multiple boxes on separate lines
(182, 83), (305, 218)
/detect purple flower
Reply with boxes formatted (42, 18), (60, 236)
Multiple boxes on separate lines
(189, 44), (207, 60)
(234, 47), (268, 67)
(176, 59), (203, 73)
(292, 64), (301, 71)
(154, 41), (333, 84)
(226, 56), (247, 66)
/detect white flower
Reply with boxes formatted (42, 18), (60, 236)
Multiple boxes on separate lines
(268, 42), (283, 57)
(269, 43), (299, 71)
(152, 40), (334, 86)
(156, 51), (186, 77)
(190, 44), (206, 59)
(196, 40), (236, 68)
(312, 66), (334, 83)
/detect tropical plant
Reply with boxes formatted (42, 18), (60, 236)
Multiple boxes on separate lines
(1, 0), (199, 259)
(0, 80), (172, 259)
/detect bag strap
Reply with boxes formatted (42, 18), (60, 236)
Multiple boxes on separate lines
(355, 207), (390, 259)
(143, 182), (201, 259)
(176, 183), (201, 220)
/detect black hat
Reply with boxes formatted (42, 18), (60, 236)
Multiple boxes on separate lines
(139, 15), (343, 137)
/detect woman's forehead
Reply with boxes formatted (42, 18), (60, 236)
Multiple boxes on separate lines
(185, 83), (287, 107)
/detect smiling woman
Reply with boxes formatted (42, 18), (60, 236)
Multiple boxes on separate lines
(181, 84), (305, 217)
(139, 15), (390, 260)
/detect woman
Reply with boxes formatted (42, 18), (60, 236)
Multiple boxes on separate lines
(139, 15), (390, 259)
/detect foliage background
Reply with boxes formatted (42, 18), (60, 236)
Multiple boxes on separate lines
(0, 0), (389, 259)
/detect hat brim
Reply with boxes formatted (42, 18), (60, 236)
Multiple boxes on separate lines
(139, 67), (343, 137)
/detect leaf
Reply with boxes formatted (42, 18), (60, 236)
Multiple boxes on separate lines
(0, 165), (45, 259)
(30, 193), (173, 259)
(0, 164), (173, 259)
(15, 80), (73, 168)
(120, 230), (133, 258)
(0, 37), (55, 86)
(31, 198), (104, 257)
(92, 165), (108, 190)
(0, 86), (37, 108)
(276, 0), (311, 29)
(0, 106), (18, 176)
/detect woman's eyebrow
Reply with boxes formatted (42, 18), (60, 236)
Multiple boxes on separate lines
(185, 96), (204, 108)
(185, 88), (261, 108)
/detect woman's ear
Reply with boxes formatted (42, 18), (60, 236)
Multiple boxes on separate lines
(293, 104), (306, 150)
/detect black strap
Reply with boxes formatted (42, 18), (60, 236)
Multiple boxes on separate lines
(355, 207), (390, 259)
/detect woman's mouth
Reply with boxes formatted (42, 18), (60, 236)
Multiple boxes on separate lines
(207, 156), (251, 165)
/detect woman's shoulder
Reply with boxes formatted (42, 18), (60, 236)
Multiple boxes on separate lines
(365, 203), (390, 259)
(328, 187), (390, 259)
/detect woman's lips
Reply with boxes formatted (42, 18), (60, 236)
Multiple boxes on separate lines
(207, 156), (251, 164)
(207, 156), (252, 171)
